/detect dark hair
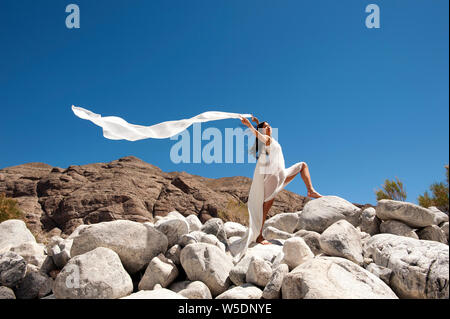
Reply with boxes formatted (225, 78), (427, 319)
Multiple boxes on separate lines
(255, 121), (268, 159)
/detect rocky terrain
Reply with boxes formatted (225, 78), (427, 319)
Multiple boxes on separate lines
(0, 156), (448, 299)
(0, 195), (448, 299)
(0, 156), (313, 241)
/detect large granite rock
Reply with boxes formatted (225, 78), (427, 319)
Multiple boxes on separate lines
(14, 270), (53, 299)
(70, 220), (168, 273)
(359, 207), (380, 235)
(165, 244), (182, 265)
(262, 227), (293, 240)
(298, 196), (362, 233)
(0, 286), (16, 299)
(0, 219), (36, 253)
(185, 215), (203, 232)
(9, 241), (46, 268)
(364, 234), (449, 299)
(180, 243), (234, 297)
(246, 256), (272, 287)
(229, 244), (282, 286)
(138, 254), (179, 290)
(417, 225), (447, 244)
(376, 200), (435, 228)
(365, 263), (392, 285)
(281, 256), (398, 299)
(53, 247), (133, 299)
(201, 218), (227, 244)
(294, 230), (322, 255)
(216, 284), (263, 299)
(428, 206), (449, 225)
(262, 212), (300, 233)
(319, 220), (363, 265)
(46, 236), (72, 269)
(262, 263), (289, 299)
(223, 222), (247, 238)
(379, 220), (419, 239)
(441, 222), (449, 242)
(282, 237), (314, 269)
(155, 218), (189, 247)
(169, 280), (212, 299)
(178, 231), (205, 247)
(0, 251), (27, 288)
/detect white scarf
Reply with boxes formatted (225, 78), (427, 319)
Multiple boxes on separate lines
(71, 105), (282, 263)
(71, 105), (252, 141)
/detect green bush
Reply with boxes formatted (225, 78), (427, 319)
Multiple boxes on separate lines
(418, 165), (449, 213)
(375, 177), (407, 201)
(217, 199), (249, 226)
(0, 193), (24, 223)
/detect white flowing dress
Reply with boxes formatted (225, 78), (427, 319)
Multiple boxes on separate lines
(229, 137), (304, 262)
(71, 105), (303, 263)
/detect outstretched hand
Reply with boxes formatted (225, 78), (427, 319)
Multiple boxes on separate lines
(251, 115), (259, 125)
(240, 116), (252, 128)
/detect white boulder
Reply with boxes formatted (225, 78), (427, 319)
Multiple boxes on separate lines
(185, 214), (203, 232)
(0, 219), (36, 253)
(155, 218), (189, 247)
(281, 256), (398, 299)
(169, 280), (212, 299)
(298, 196), (361, 233)
(138, 254), (179, 290)
(376, 200), (435, 228)
(282, 237), (314, 270)
(364, 234), (449, 299)
(216, 283), (262, 299)
(246, 256), (272, 287)
(70, 220), (168, 273)
(417, 225), (447, 244)
(53, 247), (133, 299)
(223, 222), (247, 238)
(263, 213), (300, 233)
(319, 220), (363, 265)
(180, 243), (233, 297)
(262, 263), (289, 299)
(379, 220), (419, 239)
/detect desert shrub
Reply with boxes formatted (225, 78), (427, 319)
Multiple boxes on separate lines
(0, 193), (24, 223)
(418, 165), (449, 213)
(375, 177), (407, 201)
(217, 199), (249, 226)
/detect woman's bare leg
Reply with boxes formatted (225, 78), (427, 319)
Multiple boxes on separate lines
(255, 163), (321, 245)
(300, 163), (322, 198)
(283, 162), (322, 198)
(256, 198), (274, 244)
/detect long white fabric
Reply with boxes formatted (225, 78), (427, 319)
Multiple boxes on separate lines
(71, 105), (289, 263)
(71, 105), (252, 141)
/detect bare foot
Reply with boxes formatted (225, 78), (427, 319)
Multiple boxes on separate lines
(256, 234), (272, 245)
(307, 189), (322, 198)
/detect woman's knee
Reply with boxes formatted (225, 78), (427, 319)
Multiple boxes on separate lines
(296, 162), (306, 173)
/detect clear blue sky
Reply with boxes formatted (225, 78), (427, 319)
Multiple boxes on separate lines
(1, 0), (448, 206)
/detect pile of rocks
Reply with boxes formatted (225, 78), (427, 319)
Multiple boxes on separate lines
(0, 196), (448, 299)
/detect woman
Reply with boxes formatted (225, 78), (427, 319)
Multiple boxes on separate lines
(71, 105), (321, 254)
(239, 115), (322, 245)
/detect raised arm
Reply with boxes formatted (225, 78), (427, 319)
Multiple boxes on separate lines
(251, 116), (260, 126)
(239, 116), (270, 145)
